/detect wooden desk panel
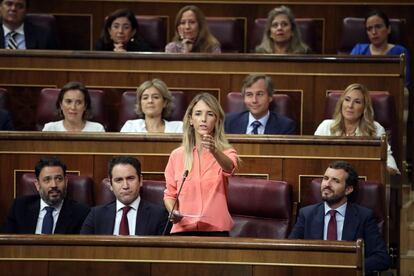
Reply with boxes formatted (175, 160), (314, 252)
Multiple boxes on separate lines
(0, 235), (364, 276)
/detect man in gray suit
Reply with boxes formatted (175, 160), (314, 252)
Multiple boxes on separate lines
(81, 156), (168, 235)
(0, 0), (58, 49)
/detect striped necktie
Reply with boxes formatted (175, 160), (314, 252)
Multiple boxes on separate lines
(7, 31), (18, 49)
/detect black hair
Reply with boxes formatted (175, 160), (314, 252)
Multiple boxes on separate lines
(34, 156), (67, 179)
(108, 156), (142, 181)
(56, 81), (92, 120)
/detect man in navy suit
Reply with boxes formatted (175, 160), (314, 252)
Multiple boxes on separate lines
(224, 74), (296, 135)
(289, 161), (390, 274)
(0, 109), (14, 130)
(0, 0), (58, 49)
(2, 157), (90, 234)
(81, 156), (168, 235)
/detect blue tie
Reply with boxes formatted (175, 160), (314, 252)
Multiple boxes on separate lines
(251, 121), (261, 134)
(41, 206), (55, 234)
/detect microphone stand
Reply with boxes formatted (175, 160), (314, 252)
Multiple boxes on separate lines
(162, 170), (189, 235)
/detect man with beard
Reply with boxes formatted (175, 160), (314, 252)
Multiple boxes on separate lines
(289, 161), (390, 274)
(2, 157), (90, 234)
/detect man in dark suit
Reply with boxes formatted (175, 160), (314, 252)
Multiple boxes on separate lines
(0, 0), (58, 49)
(289, 161), (390, 274)
(2, 157), (90, 234)
(0, 108), (14, 130)
(224, 74), (296, 135)
(81, 156), (168, 235)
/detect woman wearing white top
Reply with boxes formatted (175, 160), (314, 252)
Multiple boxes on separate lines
(314, 83), (399, 175)
(120, 79), (183, 133)
(42, 81), (105, 132)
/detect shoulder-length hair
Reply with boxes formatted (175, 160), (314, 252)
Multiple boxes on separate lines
(256, 5), (310, 54)
(330, 83), (376, 136)
(172, 5), (219, 53)
(100, 9), (139, 45)
(56, 81), (91, 121)
(182, 93), (232, 172)
(135, 79), (175, 119)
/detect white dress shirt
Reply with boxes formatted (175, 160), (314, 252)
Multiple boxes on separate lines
(113, 197), (141, 235)
(246, 111), (270, 134)
(35, 198), (63, 234)
(323, 201), (347, 240)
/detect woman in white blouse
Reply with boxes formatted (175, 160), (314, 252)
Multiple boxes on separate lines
(120, 79), (183, 133)
(42, 81), (105, 132)
(315, 83), (399, 175)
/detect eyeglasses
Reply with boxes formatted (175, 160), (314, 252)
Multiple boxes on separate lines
(366, 24), (385, 32)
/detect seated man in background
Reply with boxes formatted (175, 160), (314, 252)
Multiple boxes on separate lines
(289, 160), (390, 274)
(81, 156), (168, 235)
(0, 108), (14, 130)
(2, 157), (90, 234)
(224, 74), (296, 135)
(0, 0), (58, 49)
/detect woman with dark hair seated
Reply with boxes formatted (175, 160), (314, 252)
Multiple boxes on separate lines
(350, 9), (411, 88)
(256, 5), (311, 54)
(165, 5), (220, 53)
(314, 83), (399, 175)
(42, 81), (105, 132)
(96, 9), (151, 52)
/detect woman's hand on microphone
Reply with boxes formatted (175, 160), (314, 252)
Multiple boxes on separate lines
(169, 210), (183, 224)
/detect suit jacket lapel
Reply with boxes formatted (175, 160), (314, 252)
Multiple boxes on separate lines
(135, 200), (149, 235)
(309, 203), (325, 239)
(55, 200), (72, 234)
(237, 112), (249, 134)
(342, 203), (359, 240)
(25, 197), (40, 233)
(24, 21), (35, 49)
(0, 26), (5, 49)
(104, 203), (117, 234)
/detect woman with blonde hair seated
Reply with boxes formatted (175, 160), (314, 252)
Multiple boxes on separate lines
(165, 5), (220, 53)
(256, 5), (311, 54)
(315, 83), (399, 174)
(120, 79), (183, 133)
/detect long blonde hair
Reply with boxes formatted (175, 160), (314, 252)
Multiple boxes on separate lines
(330, 83), (376, 136)
(182, 93), (232, 172)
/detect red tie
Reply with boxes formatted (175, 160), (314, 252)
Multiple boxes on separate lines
(327, 210), (337, 240)
(119, 206), (131, 235)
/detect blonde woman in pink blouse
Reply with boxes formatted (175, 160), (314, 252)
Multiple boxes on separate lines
(164, 93), (239, 236)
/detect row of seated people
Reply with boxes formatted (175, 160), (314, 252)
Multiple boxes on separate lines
(11, 165), (386, 238)
(2, 156), (390, 274)
(0, 73), (400, 175)
(1, 3), (405, 54)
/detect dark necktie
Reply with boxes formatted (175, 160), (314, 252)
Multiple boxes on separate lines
(251, 120), (262, 134)
(41, 206), (55, 234)
(327, 209), (337, 240)
(7, 31), (18, 49)
(119, 206), (131, 235)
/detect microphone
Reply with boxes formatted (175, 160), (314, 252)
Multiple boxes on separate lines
(162, 170), (189, 235)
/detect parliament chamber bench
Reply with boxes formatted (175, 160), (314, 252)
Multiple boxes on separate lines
(0, 50), (406, 169)
(0, 132), (389, 242)
(0, 235), (364, 276)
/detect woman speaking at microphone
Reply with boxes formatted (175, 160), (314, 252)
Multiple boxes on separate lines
(164, 93), (239, 236)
